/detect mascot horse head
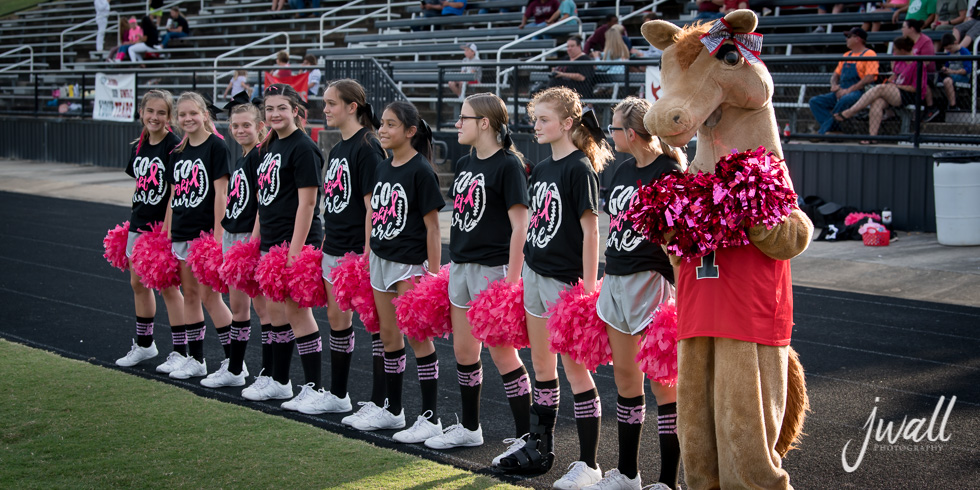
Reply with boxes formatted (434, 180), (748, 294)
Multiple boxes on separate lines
(642, 10), (782, 174)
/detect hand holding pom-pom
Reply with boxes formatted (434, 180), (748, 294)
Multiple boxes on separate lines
(287, 245), (328, 308)
(131, 222), (180, 290)
(220, 238), (262, 298)
(188, 231), (228, 293)
(330, 253), (379, 333)
(103, 221), (130, 272)
(393, 265), (451, 342)
(545, 279), (611, 372)
(468, 279), (528, 349)
(636, 299), (678, 386)
(256, 244), (290, 303)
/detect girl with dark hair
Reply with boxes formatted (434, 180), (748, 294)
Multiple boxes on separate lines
(351, 101), (446, 445)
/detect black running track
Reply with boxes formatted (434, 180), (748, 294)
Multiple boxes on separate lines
(1, 190), (978, 489)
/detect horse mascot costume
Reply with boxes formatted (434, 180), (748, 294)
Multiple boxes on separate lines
(640, 10), (813, 489)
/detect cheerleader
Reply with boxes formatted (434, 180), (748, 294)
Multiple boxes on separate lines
(495, 87), (615, 490)
(200, 93), (269, 389)
(165, 91), (234, 380)
(303, 79), (385, 416)
(351, 101), (446, 444)
(584, 97), (683, 490)
(423, 93), (530, 450)
(114, 89), (186, 370)
(246, 83), (327, 412)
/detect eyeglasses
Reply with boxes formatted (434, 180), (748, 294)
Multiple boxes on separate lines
(458, 115), (484, 122)
(607, 125), (624, 134)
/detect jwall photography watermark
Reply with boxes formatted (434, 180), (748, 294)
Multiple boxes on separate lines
(841, 396), (956, 472)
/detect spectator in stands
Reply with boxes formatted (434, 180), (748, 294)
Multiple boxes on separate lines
(419, 0), (466, 29)
(222, 69), (252, 99)
(837, 36), (927, 142)
(421, 0), (444, 18)
(302, 55), (323, 98)
(584, 15), (631, 55)
(549, 35), (594, 98)
(903, 18), (940, 120)
(441, 0), (467, 15)
(630, 13), (664, 58)
(937, 33), (972, 110)
(273, 50), (292, 77)
(148, 0), (165, 26)
(160, 7), (191, 49)
(808, 27), (879, 135)
(933, 0), (969, 30)
(520, 0), (560, 29)
(953, 3), (980, 49)
(865, 0), (908, 32)
(129, 15), (161, 63)
(271, 0), (288, 12)
(594, 25), (629, 75)
(893, 0), (936, 27)
(722, 0), (749, 13)
(694, 0), (725, 21)
(549, 0), (578, 24)
(450, 43), (482, 97)
(109, 16), (142, 62)
(94, 0), (110, 52)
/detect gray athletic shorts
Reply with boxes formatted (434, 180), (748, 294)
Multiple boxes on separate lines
(321, 253), (344, 283)
(126, 231), (140, 258)
(596, 270), (674, 335)
(369, 250), (428, 293)
(448, 262), (508, 309)
(522, 263), (572, 319)
(222, 231), (252, 255)
(171, 240), (191, 261)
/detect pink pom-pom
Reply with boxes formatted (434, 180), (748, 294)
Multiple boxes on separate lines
(329, 252), (379, 333)
(844, 212), (882, 227)
(467, 279), (528, 349)
(103, 221), (130, 272)
(636, 299), (678, 386)
(545, 279), (611, 372)
(187, 231), (227, 294)
(393, 265), (451, 342)
(287, 245), (328, 308)
(219, 238), (262, 298)
(130, 222), (180, 290)
(255, 243), (289, 303)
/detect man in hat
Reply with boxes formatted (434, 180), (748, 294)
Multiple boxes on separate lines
(808, 27), (878, 135)
(449, 43), (482, 97)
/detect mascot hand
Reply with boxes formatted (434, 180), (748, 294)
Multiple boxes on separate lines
(748, 208), (814, 261)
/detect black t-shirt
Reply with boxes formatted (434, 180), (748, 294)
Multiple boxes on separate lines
(256, 129), (325, 251)
(322, 128), (386, 256)
(551, 54), (595, 98)
(167, 134), (232, 242)
(369, 153), (446, 265)
(140, 17), (159, 45)
(603, 155), (681, 282)
(221, 146), (261, 234)
(523, 150), (599, 285)
(450, 149), (529, 266)
(126, 131), (180, 233)
(173, 15), (191, 35)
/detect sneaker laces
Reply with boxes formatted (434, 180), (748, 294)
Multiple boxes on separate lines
(295, 382), (316, 401)
(405, 410), (435, 434)
(164, 351), (183, 363)
(124, 339), (139, 357)
(560, 461), (595, 483)
(495, 434), (528, 462)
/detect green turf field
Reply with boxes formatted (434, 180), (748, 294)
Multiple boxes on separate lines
(0, 340), (519, 489)
(0, 0), (45, 19)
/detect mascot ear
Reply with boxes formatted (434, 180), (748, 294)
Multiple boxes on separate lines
(642, 20), (682, 51)
(724, 8), (759, 33)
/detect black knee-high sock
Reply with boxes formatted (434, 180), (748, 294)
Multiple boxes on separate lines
(573, 388), (601, 469)
(328, 327), (355, 398)
(228, 320), (250, 375)
(295, 331), (323, 390)
(370, 334), (386, 406)
(502, 366), (531, 437)
(171, 324), (187, 356)
(417, 352), (439, 422)
(457, 361), (482, 430)
(384, 348), (406, 415)
(186, 321), (206, 362)
(271, 324), (295, 385)
(617, 395), (646, 479)
(136, 316), (154, 348)
(260, 323), (273, 374)
(657, 402), (681, 487)
(215, 324), (232, 359)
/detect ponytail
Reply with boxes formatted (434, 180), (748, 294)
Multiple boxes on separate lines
(464, 92), (526, 168)
(613, 96), (688, 170)
(529, 86), (614, 172)
(385, 100), (433, 162)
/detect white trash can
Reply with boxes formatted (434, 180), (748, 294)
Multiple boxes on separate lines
(933, 151), (980, 246)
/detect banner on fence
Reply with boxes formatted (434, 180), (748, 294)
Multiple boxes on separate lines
(264, 72), (310, 101)
(93, 73), (136, 122)
(645, 65), (662, 102)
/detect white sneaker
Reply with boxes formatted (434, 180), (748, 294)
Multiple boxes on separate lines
(282, 382), (316, 411)
(201, 359), (249, 388)
(582, 469), (642, 490)
(155, 351), (187, 374)
(424, 420), (484, 449)
(553, 461), (602, 489)
(297, 389), (352, 415)
(116, 340), (158, 367)
(241, 369), (292, 401)
(492, 435), (529, 466)
(342, 401), (380, 426)
(393, 411), (442, 444)
(351, 401), (406, 431)
(169, 357), (207, 379)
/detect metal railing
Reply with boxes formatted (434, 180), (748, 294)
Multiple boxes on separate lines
(60, 12), (122, 67)
(212, 32), (290, 103)
(0, 46), (34, 74)
(319, 2), (411, 51)
(495, 15), (583, 96)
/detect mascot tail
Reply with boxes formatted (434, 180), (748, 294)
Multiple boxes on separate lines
(776, 346), (809, 457)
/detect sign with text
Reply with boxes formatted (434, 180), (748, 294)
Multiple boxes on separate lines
(93, 73), (136, 122)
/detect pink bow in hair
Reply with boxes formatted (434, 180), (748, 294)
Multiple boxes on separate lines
(699, 18), (764, 65)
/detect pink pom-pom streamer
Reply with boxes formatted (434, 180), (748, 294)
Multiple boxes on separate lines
(467, 279), (528, 349)
(329, 252), (379, 334)
(219, 238), (262, 298)
(545, 279), (611, 372)
(844, 212), (882, 227)
(130, 222), (180, 290)
(393, 265), (451, 342)
(287, 245), (328, 308)
(187, 231), (228, 294)
(103, 221), (130, 272)
(255, 244), (289, 303)
(636, 299), (678, 386)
